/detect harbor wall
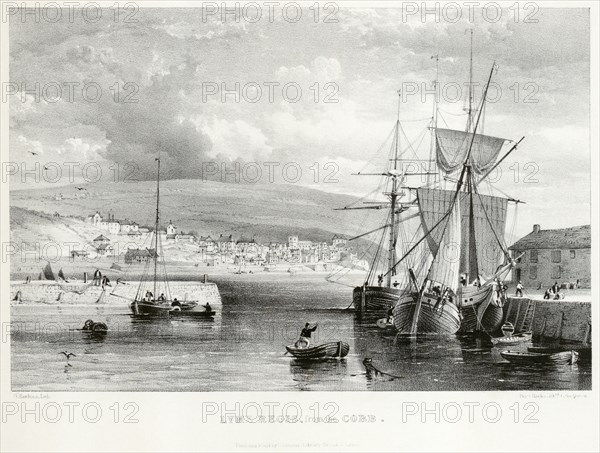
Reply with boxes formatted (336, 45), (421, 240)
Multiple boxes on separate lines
(9, 281), (221, 306)
(503, 297), (591, 343)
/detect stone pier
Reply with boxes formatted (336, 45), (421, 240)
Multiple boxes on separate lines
(502, 297), (591, 343)
(10, 281), (221, 306)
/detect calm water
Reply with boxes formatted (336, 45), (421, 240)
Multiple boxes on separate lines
(11, 274), (592, 391)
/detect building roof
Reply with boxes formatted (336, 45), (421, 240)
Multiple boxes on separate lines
(93, 235), (110, 242)
(96, 244), (113, 250)
(125, 248), (158, 258)
(509, 224), (591, 250)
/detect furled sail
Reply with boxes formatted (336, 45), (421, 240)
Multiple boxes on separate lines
(428, 194), (461, 292)
(417, 188), (508, 278)
(435, 128), (507, 175)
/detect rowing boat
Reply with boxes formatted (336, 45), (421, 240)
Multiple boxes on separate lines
(528, 345), (591, 361)
(491, 332), (532, 346)
(285, 341), (350, 360)
(500, 350), (579, 365)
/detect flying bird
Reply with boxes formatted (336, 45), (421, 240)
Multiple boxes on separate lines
(75, 187), (87, 191)
(59, 351), (76, 360)
(28, 151), (38, 156)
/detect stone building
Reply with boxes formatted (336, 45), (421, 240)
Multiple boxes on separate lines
(508, 224), (591, 288)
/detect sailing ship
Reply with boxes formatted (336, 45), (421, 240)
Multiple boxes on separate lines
(391, 51), (525, 335)
(128, 157), (200, 316)
(340, 113), (427, 315)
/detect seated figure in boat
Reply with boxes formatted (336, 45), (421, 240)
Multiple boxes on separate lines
(145, 290), (154, 302)
(460, 274), (467, 287)
(157, 293), (166, 302)
(172, 298), (181, 307)
(472, 277), (481, 288)
(204, 302), (212, 312)
(295, 322), (318, 349)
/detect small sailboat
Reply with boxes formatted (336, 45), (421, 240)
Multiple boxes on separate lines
(128, 157), (205, 317)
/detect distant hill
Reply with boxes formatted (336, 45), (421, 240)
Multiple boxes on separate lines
(10, 179), (381, 248)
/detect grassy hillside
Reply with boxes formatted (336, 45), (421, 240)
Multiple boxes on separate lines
(10, 179), (382, 252)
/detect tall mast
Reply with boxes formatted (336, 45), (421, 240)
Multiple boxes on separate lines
(428, 54), (440, 185)
(153, 156), (161, 300)
(466, 28), (474, 132)
(386, 93), (401, 288)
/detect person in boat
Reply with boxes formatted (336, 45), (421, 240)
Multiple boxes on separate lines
(460, 274), (467, 287)
(145, 290), (154, 301)
(392, 281), (399, 288)
(172, 298), (181, 307)
(204, 302), (212, 312)
(157, 293), (166, 302)
(377, 274), (383, 286)
(295, 323), (318, 349)
(515, 281), (524, 297)
(472, 277), (481, 288)
(432, 285), (441, 296)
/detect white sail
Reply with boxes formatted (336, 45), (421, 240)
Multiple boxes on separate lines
(428, 195), (461, 293)
(435, 128), (507, 175)
(417, 188), (508, 278)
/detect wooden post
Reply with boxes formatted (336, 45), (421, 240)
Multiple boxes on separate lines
(583, 320), (591, 344)
(83, 272), (87, 283)
(203, 274), (207, 284)
(360, 284), (366, 313)
(513, 300), (522, 330)
(540, 316), (547, 339)
(555, 311), (565, 340)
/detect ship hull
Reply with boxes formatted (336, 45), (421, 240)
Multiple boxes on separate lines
(353, 286), (401, 312)
(393, 292), (461, 335)
(458, 286), (504, 334)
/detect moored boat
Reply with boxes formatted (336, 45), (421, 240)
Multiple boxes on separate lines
(491, 332), (532, 346)
(528, 345), (591, 361)
(500, 350), (579, 365)
(127, 156), (215, 318)
(393, 291), (461, 335)
(285, 341), (350, 360)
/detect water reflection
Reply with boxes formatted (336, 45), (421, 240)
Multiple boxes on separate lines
(289, 359), (348, 391)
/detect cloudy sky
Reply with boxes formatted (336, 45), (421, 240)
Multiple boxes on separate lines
(9, 5), (590, 238)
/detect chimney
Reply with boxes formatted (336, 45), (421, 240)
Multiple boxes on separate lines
(533, 224), (541, 234)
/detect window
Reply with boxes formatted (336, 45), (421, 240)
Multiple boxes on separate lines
(551, 266), (561, 279)
(551, 250), (561, 263)
(570, 250), (576, 259)
(530, 249), (538, 263)
(514, 250), (522, 263)
(529, 266), (537, 280)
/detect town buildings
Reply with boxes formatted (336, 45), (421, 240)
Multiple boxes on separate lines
(509, 224), (591, 289)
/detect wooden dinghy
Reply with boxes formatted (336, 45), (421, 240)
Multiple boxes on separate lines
(501, 350), (579, 365)
(528, 345), (591, 361)
(491, 332), (532, 346)
(286, 341), (350, 360)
